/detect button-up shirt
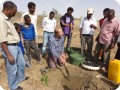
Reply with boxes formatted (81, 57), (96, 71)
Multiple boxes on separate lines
(48, 35), (64, 58)
(0, 12), (20, 44)
(99, 17), (120, 44)
(21, 12), (38, 35)
(42, 17), (56, 32)
(79, 17), (97, 35)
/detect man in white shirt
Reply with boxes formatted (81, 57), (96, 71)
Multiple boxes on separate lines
(42, 11), (56, 55)
(21, 2), (38, 42)
(79, 8), (97, 61)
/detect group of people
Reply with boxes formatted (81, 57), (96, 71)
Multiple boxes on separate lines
(79, 7), (120, 73)
(0, 1), (120, 90)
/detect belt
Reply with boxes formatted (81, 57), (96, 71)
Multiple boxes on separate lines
(82, 34), (93, 36)
(44, 31), (53, 33)
(7, 43), (18, 46)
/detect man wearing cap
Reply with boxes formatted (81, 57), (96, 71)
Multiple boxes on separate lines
(79, 8), (97, 61)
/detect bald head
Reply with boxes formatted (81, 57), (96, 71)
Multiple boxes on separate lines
(54, 28), (63, 38)
(54, 28), (62, 34)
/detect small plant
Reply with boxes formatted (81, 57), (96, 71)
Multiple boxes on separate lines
(41, 74), (48, 86)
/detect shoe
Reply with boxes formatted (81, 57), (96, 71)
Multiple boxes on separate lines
(42, 53), (47, 58)
(25, 77), (29, 80)
(15, 86), (23, 90)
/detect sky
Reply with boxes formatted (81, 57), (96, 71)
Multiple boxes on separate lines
(0, 0), (120, 20)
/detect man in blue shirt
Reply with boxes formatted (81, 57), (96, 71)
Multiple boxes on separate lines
(20, 15), (41, 64)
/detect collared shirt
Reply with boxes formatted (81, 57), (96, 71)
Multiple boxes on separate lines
(21, 12), (38, 35)
(48, 35), (64, 59)
(79, 16), (97, 35)
(61, 15), (74, 35)
(42, 17), (56, 32)
(99, 17), (120, 44)
(0, 12), (20, 44)
(20, 23), (36, 40)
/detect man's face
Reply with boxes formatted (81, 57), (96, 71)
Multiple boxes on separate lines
(67, 10), (73, 16)
(49, 14), (55, 19)
(29, 6), (36, 14)
(25, 18), (31, 25)
(103, 11), (108, 18)
(107, 10), (114, 19)
(8, 7), (17, 18)
(87, 13), (92, 19)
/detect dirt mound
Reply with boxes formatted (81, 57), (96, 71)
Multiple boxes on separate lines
(0, 58), (118, 90)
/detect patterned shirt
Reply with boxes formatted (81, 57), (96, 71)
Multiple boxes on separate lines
(48, 35), (64, 58)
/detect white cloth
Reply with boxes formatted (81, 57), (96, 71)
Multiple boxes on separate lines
(0, 85), (5, 90)
(79, 17), (97, 35)
(21, 12), (38, 35)
(42, 17), (56, 32)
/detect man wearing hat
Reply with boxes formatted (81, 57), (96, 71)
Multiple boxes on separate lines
(79, 8), (97, 61)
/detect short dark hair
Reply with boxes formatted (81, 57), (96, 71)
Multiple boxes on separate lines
(67, 7), (74, 12)
(3, 1), (17, 10)
(14, 23), (20, 30)
(28, 2), (36, 8)
(103, 8), (110, 13)
(24, 15), (30, 21)
(49, 11), (55, 15)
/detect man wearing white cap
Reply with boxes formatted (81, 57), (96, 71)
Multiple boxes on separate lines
(79, 8), (97, 61)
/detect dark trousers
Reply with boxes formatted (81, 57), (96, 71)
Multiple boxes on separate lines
(115, 43), (120, 60)
(64, 33), (72, 49)
(24, 40), (41, 63)
(94, 43), (111, 69)
(81, 34), (93, 61)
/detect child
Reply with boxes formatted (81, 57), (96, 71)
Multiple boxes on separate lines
(20, 15), (41, 64)
(14, 23), (30, 67)
(14, 23), (25, 54)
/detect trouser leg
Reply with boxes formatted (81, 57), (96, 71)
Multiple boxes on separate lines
(81, 35), (87, 57)
(86, 36), (93, 61)
(24, 40), (31, 64)
(31, 41), (41, 61)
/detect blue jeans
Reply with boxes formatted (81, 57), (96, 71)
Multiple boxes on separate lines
(2, 46), (25, 90)
(42, 31), (54, 54)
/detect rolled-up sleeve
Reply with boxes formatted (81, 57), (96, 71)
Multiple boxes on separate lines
(0, 20), (8, 43)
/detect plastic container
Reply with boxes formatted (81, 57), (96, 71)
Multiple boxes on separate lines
(67, 47), (80, 54)
(108, 59), (120, 83)
(69, 53), (85, 66)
